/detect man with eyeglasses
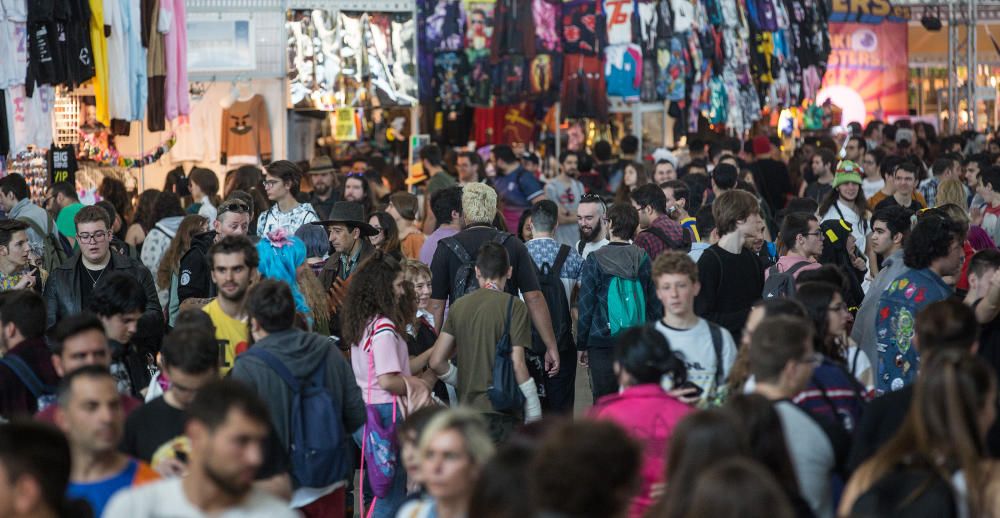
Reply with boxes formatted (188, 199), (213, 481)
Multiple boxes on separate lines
(176, 197), (253, 309)
(43, 206), (161, 332)
(763, 213), (823, 294)
(750, 315), (834, 518)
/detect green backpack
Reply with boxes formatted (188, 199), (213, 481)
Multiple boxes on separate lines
(607, 276), (646, 336)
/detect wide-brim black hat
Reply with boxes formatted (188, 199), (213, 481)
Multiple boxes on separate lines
(312, 201), (379, 236)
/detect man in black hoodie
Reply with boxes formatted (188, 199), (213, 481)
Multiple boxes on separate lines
(176, 197), (253, 305)
(230, 279), (365, 516)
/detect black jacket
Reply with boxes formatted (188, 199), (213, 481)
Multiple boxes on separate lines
(43, 251), (163, 346)
(319, 239), (376, 340)
(177, 231), (217, 302)
(109, 339), (155, 399)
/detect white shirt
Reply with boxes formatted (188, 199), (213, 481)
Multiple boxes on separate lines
(775, 400), (835, 518)
(575, 238), (609, 259)
(654, 319), (737, 403)
(103, 478), (299, 518)
(861, 178), (884, 200)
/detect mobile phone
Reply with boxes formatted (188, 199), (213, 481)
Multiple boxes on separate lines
(675, 380), (704, 397)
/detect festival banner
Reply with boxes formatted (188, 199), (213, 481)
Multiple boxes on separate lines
(819, 20), (909, 125)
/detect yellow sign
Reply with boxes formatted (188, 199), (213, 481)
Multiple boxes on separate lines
(334, 108), (358, 142)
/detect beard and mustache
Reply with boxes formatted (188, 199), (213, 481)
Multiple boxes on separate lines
(579, 218), (604, 243)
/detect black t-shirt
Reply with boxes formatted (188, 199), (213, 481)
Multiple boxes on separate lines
(750, 158), (794, 212)
(977, 300), (1000, 375)
(121, 396), (185, 462)
(430, 226), (541, 303)
(874, 195), (926, 212)
(78, 261), (109, 310)
(693, 244), (765, 339)
(805, 181), (833, 203)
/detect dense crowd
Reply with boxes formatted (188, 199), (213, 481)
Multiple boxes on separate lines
(3, 120), (1000, 518)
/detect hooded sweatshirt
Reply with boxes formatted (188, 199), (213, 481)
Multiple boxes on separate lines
(577, 242), (661, 350)
(141, 215), (186, 307)
(230, 329), (366, 492)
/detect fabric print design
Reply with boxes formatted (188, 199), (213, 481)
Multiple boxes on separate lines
(604, 0), (634, 45)
(433, 51), (467, 112)
(466, 56), (495, 107)
(425, 0), (465, 52)
(636, 0), (659, 55)
(465, 2), (495, 60)
(529, 53), (560, 99)
(498, 55), (527, 104)
(605, 44), (642, 101)
(561, 1), (599, 55)
(533, 0), (562, 52)
(892, 308), (914, 355)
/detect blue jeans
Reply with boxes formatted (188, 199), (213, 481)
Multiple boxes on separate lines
(352, 402), (406, 518)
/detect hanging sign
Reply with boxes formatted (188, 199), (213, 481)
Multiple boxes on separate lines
(334, 108), (358, 142)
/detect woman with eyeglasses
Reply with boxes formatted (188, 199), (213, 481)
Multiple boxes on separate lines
(257, 161), (319, 237)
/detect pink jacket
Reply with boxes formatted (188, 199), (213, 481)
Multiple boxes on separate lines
(589, 384), (693, 518)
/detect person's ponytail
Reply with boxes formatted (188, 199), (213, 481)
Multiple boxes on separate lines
(614, 325), (688, 386)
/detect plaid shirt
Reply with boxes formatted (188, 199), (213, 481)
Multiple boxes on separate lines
(633, 214), (691, 261)
(918, 177), (939, 208)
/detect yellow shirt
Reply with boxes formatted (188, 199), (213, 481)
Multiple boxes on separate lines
(202, 300), (250, 375)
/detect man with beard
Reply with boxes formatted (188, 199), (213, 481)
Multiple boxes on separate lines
(201, 236), (259, 375)
(104, 379), (297, 517)
(342, 172), (374, 217)
(57, 367), (160, 517)
(306, 155), (342, 220)
(575, 193), (609, 259)
(176, 197), (253, 310)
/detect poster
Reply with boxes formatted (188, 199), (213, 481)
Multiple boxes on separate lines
(334, 108), (358, 141)
(819, 20), (908, 125)
(187, 14), (255, 72)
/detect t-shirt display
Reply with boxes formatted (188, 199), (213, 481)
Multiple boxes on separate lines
(219, 94), (272, 166)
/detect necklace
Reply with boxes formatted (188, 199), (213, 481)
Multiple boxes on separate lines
(85, 265), (105, 288)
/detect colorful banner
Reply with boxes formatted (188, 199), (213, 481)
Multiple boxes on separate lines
(819, 21), (909, 125)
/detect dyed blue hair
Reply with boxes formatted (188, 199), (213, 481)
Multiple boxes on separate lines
(256, 235), (310, 317)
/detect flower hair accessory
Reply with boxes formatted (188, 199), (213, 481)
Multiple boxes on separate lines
(266, 228), (293, 248)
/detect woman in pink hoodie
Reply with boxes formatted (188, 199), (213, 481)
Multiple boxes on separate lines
(588, 325), (694, 518)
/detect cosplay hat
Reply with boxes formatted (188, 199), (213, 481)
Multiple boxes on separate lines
(832, 160), (864, 189)
(404, 162), (428, 185)
(820, 218), (853, 248)
(308, 155), (337, 174)
(312, 201), (379, 236)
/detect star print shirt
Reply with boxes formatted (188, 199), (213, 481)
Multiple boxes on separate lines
(874, 268), (952, 396)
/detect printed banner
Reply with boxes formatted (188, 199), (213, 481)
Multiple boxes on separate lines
(819, 20), (909, 125)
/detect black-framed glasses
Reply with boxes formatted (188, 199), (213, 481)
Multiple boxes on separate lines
(218, 199), (251, 215)
(263, 179), (282, 188)
(77, 231), (109, 243)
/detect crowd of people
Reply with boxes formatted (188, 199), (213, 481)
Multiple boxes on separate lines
(2, 120), (1000, 517)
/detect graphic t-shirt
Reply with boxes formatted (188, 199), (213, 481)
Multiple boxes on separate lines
(654, 319), (737, 404)
(603, 0), (634, 45)
(544, 177), (585, 247)
(561, 1), (599, 55)
(202, 299), (249, 375)
(67, 459), (159, 518)
(255, 203), (319, 237)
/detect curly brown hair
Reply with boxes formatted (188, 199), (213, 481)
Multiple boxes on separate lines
(340, 252), (406, 348)
(157, 215), (208, 289)
(297, 267), (331, 335)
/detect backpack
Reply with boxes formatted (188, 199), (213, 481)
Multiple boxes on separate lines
(16, 216), (69, 273)
(531, 245), (574, 354)
(242, 347), (349, 488)
(487, 296), (525, 412)
(0, 355), (56, 414)
(608, 275), (646, 336)
(850, 464), (959, 518)
(761, 260), (813, 299)
(641, 225), (692, 253)
(443, 232), (512, 300)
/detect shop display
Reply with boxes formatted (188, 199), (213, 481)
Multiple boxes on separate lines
(79, 129), (176, 168)
(220, 94), (272, 166)
(47, 145), (78, 185)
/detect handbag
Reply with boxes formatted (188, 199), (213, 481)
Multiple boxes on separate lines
(360, 319), (401, 510)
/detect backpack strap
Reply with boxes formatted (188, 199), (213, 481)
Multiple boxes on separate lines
(642, 225), (686, 251)
(552, 244), (571, 275)
(15, 216), (49, 239)
(577, 240), (586, 256)
(0, 355), (53, 399)
(243, 348), (301, 392)
(154, 222), (177, 239)
(707, 322), (725, 390)
(493, 231), (513, 246)
(501, 295), (515, 350)
(785, 260), (814, 276)
(442, 236), (473, 263)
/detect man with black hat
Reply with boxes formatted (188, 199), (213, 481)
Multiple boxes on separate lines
(315, 202), (379, 337)
(307, 155), (342, 220)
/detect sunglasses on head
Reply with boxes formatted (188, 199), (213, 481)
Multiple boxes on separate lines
(345, 172), (366, 179)
(218, 200), (251, 214)
(581, 193), (607, 211)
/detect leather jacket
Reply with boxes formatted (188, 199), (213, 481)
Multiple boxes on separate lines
(43, 251), (164, 347)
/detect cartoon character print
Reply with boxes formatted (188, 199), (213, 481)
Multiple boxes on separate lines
(891, 307), (914, 355)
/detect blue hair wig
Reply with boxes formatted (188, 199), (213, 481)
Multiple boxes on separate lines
(257, 234), (310, 317)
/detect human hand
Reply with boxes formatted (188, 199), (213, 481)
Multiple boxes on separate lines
(577, 351), (588, 367)
(156, 457), (188, 478)
(545, 349), (560, 377)
(14, 273), (33, 290)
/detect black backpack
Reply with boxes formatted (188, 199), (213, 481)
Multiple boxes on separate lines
(442, 232), (512, 301)
(761, 260), (813, 299)
(531, 245), (574, 355)
(851, 464), (959, 518)
(487, 296), (525, 412)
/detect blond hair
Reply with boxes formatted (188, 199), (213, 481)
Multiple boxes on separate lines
(935, 178), (968, 211)
(418, 408), (495, 467)
(462, 183), (497, 225)
(401, 259), (431, 284)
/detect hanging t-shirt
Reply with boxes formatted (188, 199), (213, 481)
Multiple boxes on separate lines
(47, 145), (77, 184)
(424, 0), (465, 52)
(560, 1), (599, 55)
(497, 103), (535, 144)
(673, 0), (695, 32)
(603, 0), (634, 45)
(7, 84), (54, 153)
(491, 0), (535, 58)
(202, 299), (250, 376)
(533, 0), (561, 52)
(528, 53), (560, 100)
(466, 55), (494, 107)
(605, 44), (642, 101)
(465, 1), (495, 60)
(0, 19), (28, 89)
(433, 51), (468, 113)
(496, 54), (526, 105)
(636, 0), (659, 55)
(220, 94), (272, 166)
(561, 55), (608, 121)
